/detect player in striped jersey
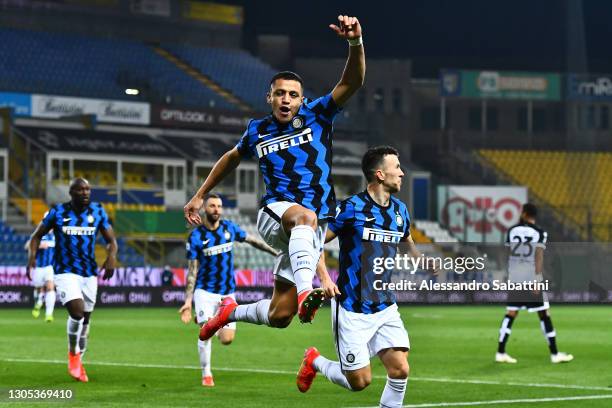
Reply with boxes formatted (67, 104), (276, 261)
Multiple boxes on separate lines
(297, 146), (436, 408)
(496, 203), (573, 364)
(186, 15), (365, 340)
(27, 178), (118, 382)
(25, 225), (56, 322)
(178, 193), (277, 387)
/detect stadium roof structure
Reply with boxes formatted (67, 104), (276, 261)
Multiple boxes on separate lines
(17, 127), (183, 159)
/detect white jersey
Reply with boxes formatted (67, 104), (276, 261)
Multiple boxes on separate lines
(505, 221), (547, 282)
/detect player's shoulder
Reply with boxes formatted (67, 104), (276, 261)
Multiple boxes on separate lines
(221, 219), (237, 229)
(339, 193), (364, 211)
(390, 195), (409, 213)
(246, 115), (274, 136)
(530, 223), (547, 235)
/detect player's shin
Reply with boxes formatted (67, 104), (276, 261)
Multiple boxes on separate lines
(45, 290), (56, 317)
(231, 299), (272, 326)
(79, 322), (90, 356)
(539, 315), (558, 354)
(67, 316), (84, 354)
(198, 339), (212, 377)
(497, 314), (515, 353)
(380, 376), (408, 408)
(289, 225), (319, 294)
(313, 355), (352, 390)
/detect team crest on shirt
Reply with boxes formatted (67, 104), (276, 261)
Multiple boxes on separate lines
(291, 115), (304, 129)
(396, 213), (404, 226)
(224, 231), (231, 240)
(346, 353), (355, 363)
(87, 215), (95, 224)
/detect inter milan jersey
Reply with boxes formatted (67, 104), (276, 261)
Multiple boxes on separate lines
(42, 202), (111, 277)
(35, 232), (55, 268)
(235, 94), (340, 220)
(329, 191), (411, 314)
(186, 220), (247, 295)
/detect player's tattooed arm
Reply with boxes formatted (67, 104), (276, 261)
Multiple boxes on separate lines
(316, 250), (340, 298)
(330, 15), (365, 107)
(184, 148), (242, 226)
(179, 260), (198, 323)
(26, 222), (52, 280)
(244, 234), (279, 256)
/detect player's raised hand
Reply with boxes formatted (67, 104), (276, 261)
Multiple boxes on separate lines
(329, 15), (362, 40)
(100, 256), (116, 280)
(184, 196), (204, 226)
(179, 302), (192, 324)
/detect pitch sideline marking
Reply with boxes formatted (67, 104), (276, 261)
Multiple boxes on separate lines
(349, 394), (612, 408)
(2, 357), (612, 393)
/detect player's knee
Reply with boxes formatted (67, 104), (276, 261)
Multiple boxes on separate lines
(388, 362), (409, 379)
(348, 374), (371, 391)
(289, 209), (318, 229)
(69, 310), (84, 320)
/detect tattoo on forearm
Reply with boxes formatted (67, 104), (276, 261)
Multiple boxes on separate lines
(185, 260), (198, 296)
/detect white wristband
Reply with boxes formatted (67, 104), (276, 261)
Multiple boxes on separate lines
(348, 36), (363, 47)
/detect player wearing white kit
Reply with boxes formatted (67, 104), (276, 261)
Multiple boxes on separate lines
(496, 203), (573, 364)
(26, 226), (56, 322)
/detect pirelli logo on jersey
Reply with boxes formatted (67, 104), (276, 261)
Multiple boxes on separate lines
(362, 227), (403, 243)
(62, 226), (96, 236)
(201, 242), (233, 257)
(256, 128), (313, 158)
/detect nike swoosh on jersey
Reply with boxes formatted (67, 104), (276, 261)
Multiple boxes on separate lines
(63, 218), (71, 222)
(365, 217), (376, 222)
(202, 239), (210, 245)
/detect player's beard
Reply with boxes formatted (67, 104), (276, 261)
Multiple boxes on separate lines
(206, 213), (220, 224)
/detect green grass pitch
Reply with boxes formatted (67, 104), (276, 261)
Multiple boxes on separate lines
(1, 305), (611, 407)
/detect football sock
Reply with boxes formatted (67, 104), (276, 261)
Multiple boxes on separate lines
(34, 291), (43, 308)
(380, 376), (408, 408)
(67, 317), (84, 354)
(313, 355), (351, 390)
(198, 339), (212, 377)
(539, 315), (558, 354)
(289, 225), (318, 295)
(497, 314), (515, 353)
(231, 299), (271, 326)
(79, 321), (90, 357)
(45, 290), (56, 317)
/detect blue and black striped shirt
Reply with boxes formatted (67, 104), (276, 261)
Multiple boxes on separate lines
(329, 191), (411, 314)
(186, 220), (247, 295)
(235, 93), (341, 220)
(42, 202), (111, 277)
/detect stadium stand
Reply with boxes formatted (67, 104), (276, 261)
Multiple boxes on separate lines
(163, 44), (284, 112)
(478, 149), (612, 241)
(0, 220), (28, 265)
(413, 220), (458, 243)
(0, 28), (235, 109)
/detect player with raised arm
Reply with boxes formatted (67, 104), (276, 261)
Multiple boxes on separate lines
(178, 193), (277, 387)
(496, 203), (573, 364)
(27, 178), (117, 382)
(184, 15), (365, 340)
(297, 146), (436, 408)
(25, 222), (56, 322)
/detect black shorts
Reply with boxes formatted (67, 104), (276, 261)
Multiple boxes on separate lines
(507, 291), (549, 312)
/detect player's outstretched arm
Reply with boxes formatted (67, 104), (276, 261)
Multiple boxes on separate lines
(27, 222), (52, 280)
(99, 226), (118, 280)
(179, 259), (198, 324)
(244, 234), (278, 257)
(330, 14), (365, 107)
(316, 250), (340, 298)
(184, 147), (242, 226)
(402, 235), (439, 276)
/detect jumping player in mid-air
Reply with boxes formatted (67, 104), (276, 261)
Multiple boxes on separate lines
(28, 178), (117, 382)
(184, 15), (365, 341)
(297, 146), (436, 408)
(25, 221), (56, 322)
(178, 193), (277, 387)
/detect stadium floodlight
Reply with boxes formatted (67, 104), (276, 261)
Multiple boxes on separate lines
(125, 88), (140, 95)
